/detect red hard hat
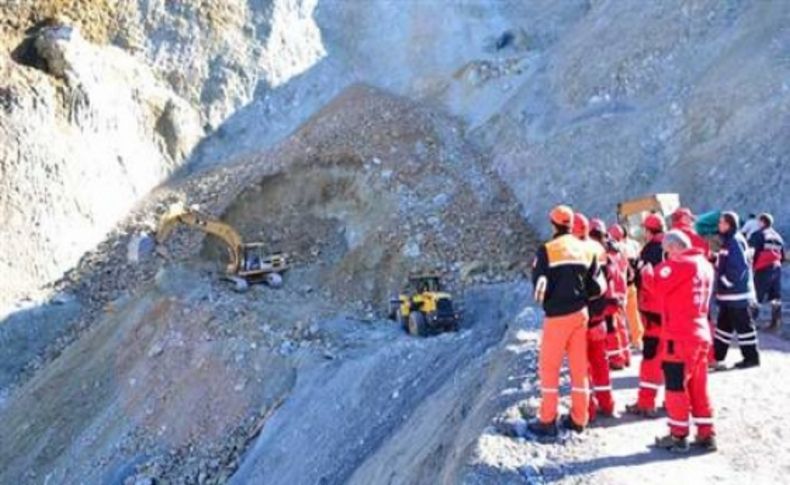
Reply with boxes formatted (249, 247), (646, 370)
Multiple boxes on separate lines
(644, 213), (665, 232)
(550, 205), (574, 228)
(608, 224), (625, 241)
(671, 207), (695, 226)
(589, 218), (606, 236)
(572, 213), (589, 238)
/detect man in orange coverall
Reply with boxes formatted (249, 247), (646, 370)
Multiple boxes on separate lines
(572, 213), (614, 421)
(642, 230), (717, 453)
(527, 206), (604, 437)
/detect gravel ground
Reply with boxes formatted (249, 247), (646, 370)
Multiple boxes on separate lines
(464, 313), (790, 484)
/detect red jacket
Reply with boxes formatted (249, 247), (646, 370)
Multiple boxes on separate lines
(604, 242), (628, 316)
(642, 248), (714, 343)
(675, 223), (712, 261)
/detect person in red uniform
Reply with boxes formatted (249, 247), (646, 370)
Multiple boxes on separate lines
(671, 207), (712, 259)
(671, 207), (716, 365)
(626, 213), (666, 417)
(608, 224), (633, 368)
(590, 220), (628, 370)
(642, 230), (717, 453)
(573, 213), (614, 421)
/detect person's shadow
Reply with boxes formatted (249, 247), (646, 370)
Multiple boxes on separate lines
(545, 447), (696, 482)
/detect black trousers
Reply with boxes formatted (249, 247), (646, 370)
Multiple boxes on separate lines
(714, 305), (759, 363)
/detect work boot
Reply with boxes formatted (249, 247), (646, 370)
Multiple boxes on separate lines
(708, 361), (728, 372)
(734, 359), (760, 370)
(654, 434), (690, 453)
(768, 303), (782, 332)
(691, 435), (718, 453)
(560, 414), (585, 433)
(625, 403), (658, 418)
(749, 303), (760, 322)
(597, 407), (619, 419)
(526, 419), (558, 438)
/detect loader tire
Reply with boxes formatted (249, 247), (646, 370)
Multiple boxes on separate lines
(397, 309), (408, 330)
(408, 311), (428, 337)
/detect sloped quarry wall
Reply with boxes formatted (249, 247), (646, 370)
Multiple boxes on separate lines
(0, 0), (323, 307)
(0, 23), (202, 308)
(4, 0), (788, 306)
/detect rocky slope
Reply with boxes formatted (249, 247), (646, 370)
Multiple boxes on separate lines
(2, 0), (788, 306)
(1, 1), (789, 484)
(0, 84), (537, 484)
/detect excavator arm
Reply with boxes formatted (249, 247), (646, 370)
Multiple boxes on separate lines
(156, 203), (243, 274)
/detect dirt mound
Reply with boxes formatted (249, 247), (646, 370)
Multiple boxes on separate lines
(211, 85), (536, 305)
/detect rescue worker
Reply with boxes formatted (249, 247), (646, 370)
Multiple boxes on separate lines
(672, 206), (716, 365)
(713, 212), (760, 369)
(625, 213), (666, 416)
(607, 224), (635, 367)
(671, 207), (711, 259)
(643, 230), (717, 453)
(528, 206), (602, 436)
(619, 224), (645, 351)
(741, 213), (760, 240)
(748, 213), (785, 331)
(572, 213), (614, 421)
(590, 220), (628, 370)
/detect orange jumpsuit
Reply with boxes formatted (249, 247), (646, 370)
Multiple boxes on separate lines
(532, 233), (601, 427)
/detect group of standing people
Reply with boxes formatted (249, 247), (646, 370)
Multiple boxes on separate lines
(528, 204), (785, 454)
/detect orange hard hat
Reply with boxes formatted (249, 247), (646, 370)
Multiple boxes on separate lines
(608, 224), (625, 241)
(644, 213), (665, 232)
(589, 218), (607, 236)
(550, 205), (574, 228)
(572, 213), (589, 238)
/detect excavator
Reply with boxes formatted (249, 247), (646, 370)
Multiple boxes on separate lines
(156, 203), (288, 292)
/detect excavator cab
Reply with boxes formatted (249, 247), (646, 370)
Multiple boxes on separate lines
(238, 243), (288, 287)
(617, 193), (680, 242)
(389, 273), (460, 337)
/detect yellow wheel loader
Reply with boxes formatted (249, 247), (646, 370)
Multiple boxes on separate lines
(388, 274), (460, 337)
(156, 203), (288, 292)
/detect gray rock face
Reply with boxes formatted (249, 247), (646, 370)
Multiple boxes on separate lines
(3, 0), (788, 306)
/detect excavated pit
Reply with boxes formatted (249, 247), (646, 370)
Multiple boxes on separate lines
(200, 85), (537, 308)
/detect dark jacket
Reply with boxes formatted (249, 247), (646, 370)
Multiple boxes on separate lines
(532, 233), (603, 317)
(716, 229), (753, 308)
(749, 227), (785, 272)
(636, 234), (664, 314)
